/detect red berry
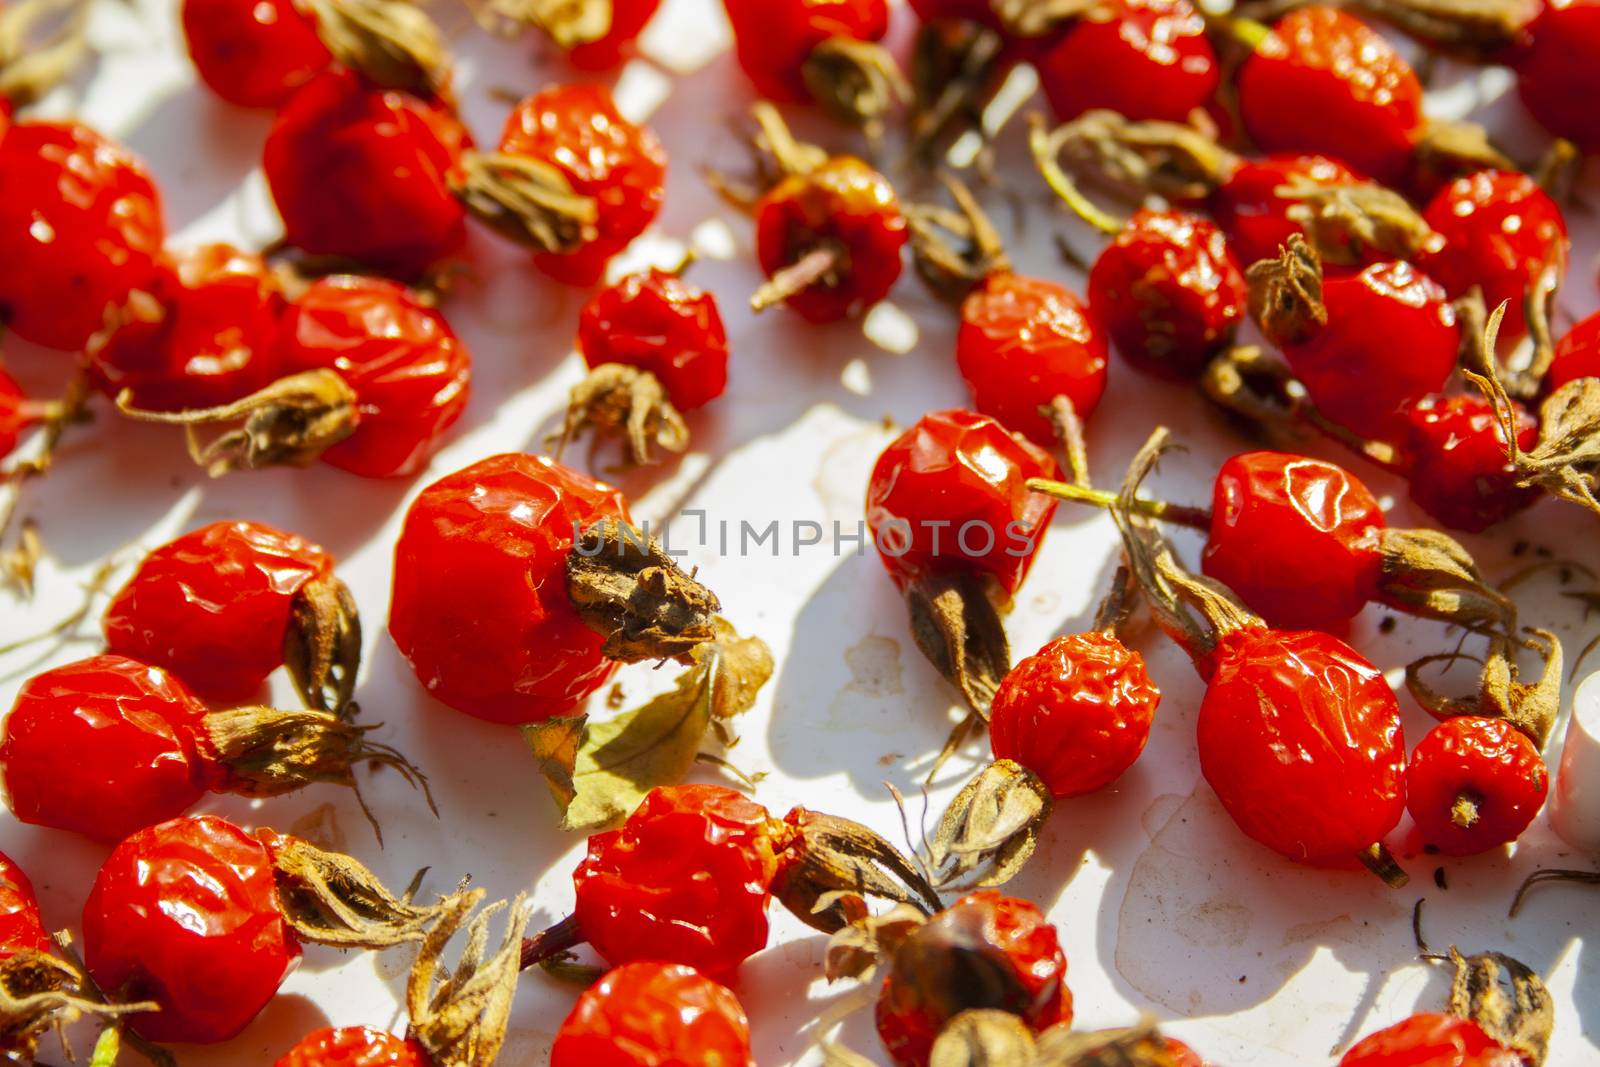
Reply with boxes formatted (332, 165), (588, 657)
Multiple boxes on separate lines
(388, 453), (627, 724)
(83, 815), (301, 1044)
(1237, 7), (1423, 186)
(274, 1027), (429, 1067)
(755, 156), (908, 323)
(1208, 153), (1361, 268)
(875, 891), (1072, 1067)
(550, 962), (755, 1067)
(103, 520), (336, 701)
(866, 409), (1060, 596)
(1402, 395), (1540, 533)
(956, 273), (1109, 444)
(276, 274), (471, 477)
(1201, 451), (1384, 632)
(990, 632), (1160, 797)
(0, 121), (165, 351)
(1406, 716), (1547, 856)
(1087, 208), (1244, 380)
(1550, 308), (1600, 389)
(1036, 0), (1218, 124)
(0, 368), (30, 460)
(577, 268), (729, 410)
(565, 0), (663, 70)
(1165, 1039), (1213, 1067)
(1198, 626), (1406, 867)
(723, 0), (889, 103)
(0, 851), (51, 959)
(573, 784), (783, 978)
(1514, 0), (1600, 152)
(1339, 1012), (1522, 1066)
(265, 69), (469, 277)
(493, 84), (667, 286)
(181, 0), (330, 108)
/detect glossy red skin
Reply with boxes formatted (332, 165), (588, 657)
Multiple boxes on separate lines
(866, 409), (1059, 596)
(1282, 261), (1459, 440)
(90, 243), (286, 412)
(1515, 0), (1600, 152)
(181, 0), (330, 108)
(957, 273), (1109, 444)
(0, 851), (51, 959)
(1238, 7), (1422, 186)
(1403, 395), (1540, 533)
(104, 520), (334, 701)
(577, 268), (729, 410)
(1406, 717), (1547, 856)
(1209, 154), (1361, 268)
(1420, 171), (1567, 341)
(1339, 1013), (1521, 1066)
(274, 1027), (429, 1067)
(0, 121), (165, 351)
(276, 274), (471, 477)
(0, 369), (28, 460)
(1036, 0), (1219, 123)
(1550, 308), (1600, 388)
(265, 69), (469, 278)
(1201, 451), (1384, 632)
(990, 633), (1160, 797)
(83, 815), (301, 1044)
(1088, 209), (1244, 381)
(574, 785), (782, 978)
(755, 156), (908, 323)
(1165, 1040), (1211, 1067)
(1198, 627), (1406, 867)
(565, 0), (664, 70)
(723, 0), (889, 103)
(876, 892), (1071, 1067)
(550, 962), (755, 1067)
(389, 453), (627, 724)
(497, 85), (666, 286)
(0, 655), (213, 841)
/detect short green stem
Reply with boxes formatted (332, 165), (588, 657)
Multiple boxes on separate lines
(1026, 478), (1212, 530)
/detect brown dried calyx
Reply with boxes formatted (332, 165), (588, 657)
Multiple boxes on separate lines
(0, 941), (157, 1064)
(990, 0), (1097, 37)
(919, 760), (1052, 892)
(801, 34), (910, 132)
(906, 176), (1013, 303)
(0, 0), (90, 108)
(407, 890), (535, 1067)
(908, 18), (1008, 161)
(1429, 946), (1554, 1065)
(303, 0), (452, 99)
(1406, 628), (1563, 749)
(1280, 176), (1440, 267)
(267, 834), (461, 949)
(116, 369), (359, 477)
(930, 1012), (1180, 1067)
(566, 518), (722, 665)
(773, 807), (945, 934)
(1337, 0), (1537, 50)
(451, 152), (598, 254)
(286, 572), (363, 717)
(553, 364), (689, 468)
(1247, 234), (1327, 348)
(1411, 119), (1516, 195)
(469, 0), (613, 48)
(1375, 527), (1517, 636)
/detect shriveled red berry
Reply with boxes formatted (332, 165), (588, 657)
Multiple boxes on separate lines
(276, 274), (471, 477)
(181, 0), (331, 108)
(990, 632), (1160, 797)
(876, 891), (1071, 1067)
(565, 0), (663, 70)
(83, 815), (301, 1044)
(389, 453), (627, 724)
(1514, 0), (1600, 152)
(1036, 0), (1218, 124)
(103, 520), (336, 701)
(1208, 153), (1361, 269)
(1406, 717), (1547, 856)
(0, 851), (50, 959)
(550, 962), (755, 1067)
(866, 409), (1059, 595)
(265, 69), (469, 277)
(1403, 395), (1540, 533)
(274, 1026), (429, 1067)
(577, 268), (728, 410)
(723, 0), (889, 103)
(1165, 1039), (1212, 1067)
(1088, 208), (1244, 380)
(956, 273), (1108, 444)
(0, 369), (30, 461)
(1339, 1012), (1521, 1066)
(1237, 7), (1423, 186)
(1550, 308), (1600, 389)
(0, 121), (165, 351)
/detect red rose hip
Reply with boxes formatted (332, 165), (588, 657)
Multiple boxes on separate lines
(274, 1027), (429, 1067)
(1406, 716), (1547, 856)
(0, 851), (50, 959)
(1035, 0), (1219, 124)
(181, 0), (331, 107)
(550, 962), (756, 1067)
(1339, 1012), (1521, 1066)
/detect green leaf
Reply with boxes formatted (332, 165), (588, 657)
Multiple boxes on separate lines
(90, 1027), (122, 1067)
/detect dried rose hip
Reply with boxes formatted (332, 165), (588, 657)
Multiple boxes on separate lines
(274, 1027), (427, 1067)
(722, 0), (901, 127)
(550, 962), (755, 1067)
(181, 0), (332, 107)
(0, 851), (49, 959)
(1035, 0), (1218, 125)
(1207, 153), (1362, 268)
(0, 121), (165, 351)
(0, 369), (34, 461)
(1406, 717), (1547, 856)
(1550, 308), (1600, 389)
(1402, 394), (1541, 533)
(1514, 0), (1600, 152)
(1339, 1012), (1521, 1066)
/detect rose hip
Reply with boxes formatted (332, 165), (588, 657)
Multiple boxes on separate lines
(1514, 0), (1600, 152)
(274, 1027), (427, 1067)
(1402, 395), (1541, 533)
(1207, 153), (1362, 268)
(1339, 1013), (1521, 1066)
(1035, 0), (1219, 124)
(1546, 308), (1600, 390)
(181, 0), (331, 107)
(1406, 716), (1547, 856)
(723, 0), (899, 126)
(577, 268), (728, 413)
(0, 851), (50, 959)
(0, 369), (32, 461)
(550, 962), (755, 1067)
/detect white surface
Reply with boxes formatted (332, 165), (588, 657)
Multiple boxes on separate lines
(1553, 672), (1600, 855)
(1, 1), (1597, 1064)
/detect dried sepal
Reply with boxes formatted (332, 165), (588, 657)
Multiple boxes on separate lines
(905, 176), (1012, 303)
(407, 891), (535, 1067)
(1280, 177), (1440, 266)
(566, 518), (722, 664)
(926, 760), (1052, 891)
(285, 572), (362, 717)
(823, 902), (926, 982)
(468, 0), (613, 47)
(1440, 946), (1553, 1066)
(1345, 0), (1535, 49)
(1411, 120), (1516, 194)
(1246, 234), (1326, 348)
(749, 102), (830, 181)
(908, 19), (1007, 161)
(0, 948), (154, 1063)
(553, 364), (689, 468)
(452, 152), (598, 254)
(905, 572), (1011, 718)
(1405, 629), (1562, 748)
(992, 0), (1097, 36)
(267, 834), (455, 949)
(930, 1010), (1039, 1067)
(0, 0), (90, 108)
(801, 34), (909, 132)
(773, 808), (944, 934)
(1375, 527), (1516, 634)
(1034, 1017), (1176, 1066)
(303, 0), (452, 98)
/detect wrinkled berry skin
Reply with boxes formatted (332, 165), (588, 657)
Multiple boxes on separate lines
(274, 1026), (429, 1067)
(566, 0), (663, 70)
(104, 520), (334, 702)
(723, 0), (890, 103)
(83, 815), (301, 1045)
(0, 121), (165, 351)
(498, 85), (667, 286)
(265, 69), (469, 278)
(389, 454), (627, 724)
(577, 268), (728, 410)
(957, 273), (1109, 445)
(1088, 209), (1244, 380)
(1406, 717), (1547, 856)
(573, 785), (782, 978)
(0, 851), (50, 958)
(277, 275), (471, 477)
(1551, 309), (1600, 389)
(1339, 1012), (1521, 1066)
(551, 962), (756, 1067)
(1199, 627), (1406, 867)
(876, 891), (1072, 1067)
(1403, 395), (1540, 533)
(990, 633), (1160, 798)
(1037, 0), (1218, 124)
(0, 370), (27, 461)
(756, 156), (908, 323)
(866, 409), (1059, 596)
(1514, 0), (1600, 153)
(1209, 154), (1360, 269)
(182, 0), (330, 108)
(1238, 7), (1422, 186)
(1202, 451), (1384, 632)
